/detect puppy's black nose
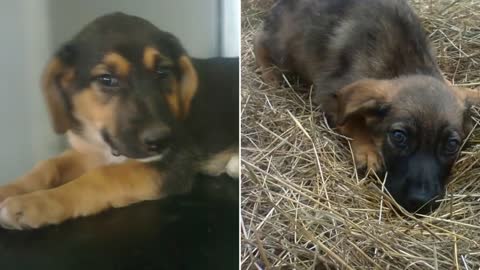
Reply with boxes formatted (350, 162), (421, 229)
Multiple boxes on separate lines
(405, 191), (439, 214)
(140, 126), (171, 152)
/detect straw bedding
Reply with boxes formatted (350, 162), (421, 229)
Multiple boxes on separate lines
(241, 0), (480, 269)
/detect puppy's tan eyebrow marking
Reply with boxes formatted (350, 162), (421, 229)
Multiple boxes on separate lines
(103, 52), (130, 76)
(90, 64), (110, 77)
(143, 46), (173, 70)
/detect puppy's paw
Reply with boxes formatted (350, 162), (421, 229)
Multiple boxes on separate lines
(225, 154), (239, 178)
(0, 192), (66, 230)
(260, 68), (282, 88)
(353, 145), (383, 173)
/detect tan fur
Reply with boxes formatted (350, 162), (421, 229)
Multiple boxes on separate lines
(457, 86), (480, 106)
(178, 55), (198, 118)
(90, 64), (111, 77)
(254, 35), (281, 86)
(163, 55), (199, 119)
(143, 48), (198, 120)
(165, 80), (182, 119)
(42, 57), (73, 133)
(0, 128), (124, 203)
(336, 80), (395, 124)
(198, 147), (238, 176)
(0, 150), (99, 202)
(142, 46), (174, 70)
(73, 88), (118, 132)
(0, 161), (162, 229)
(335, 80), (398, 171)
(60, 68), (75, 89)
(103, 52), (130, 77)
(338, 122), (383, 171)
(143, 46), (159, 70)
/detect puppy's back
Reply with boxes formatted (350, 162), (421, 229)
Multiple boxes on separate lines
(187, 58), (239, 154)
(258, 0), (442, 99)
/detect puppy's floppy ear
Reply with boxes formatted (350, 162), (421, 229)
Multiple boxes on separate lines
(42, 44), (76, 134)
(157, 32), (198, 119)
(456, 86), (480, 107)
(336, 79), (392, 125)
(455, 86), (480, 133)
(177, 55), (198, 118)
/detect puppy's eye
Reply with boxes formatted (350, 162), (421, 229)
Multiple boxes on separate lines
(445, 138), (461, 155)
(390, 130), (408, 147)
(96, 74), (119, 88)
(156, 66), (171, 78)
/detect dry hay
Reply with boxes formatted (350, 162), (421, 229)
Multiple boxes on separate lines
(241, 0), (480, 269)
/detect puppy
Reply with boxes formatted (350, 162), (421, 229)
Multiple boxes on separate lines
(0, 12), (239, 229)
(255, 0), (480, 213)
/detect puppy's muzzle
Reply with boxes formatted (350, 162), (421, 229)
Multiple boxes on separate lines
(403, 158), (443, 214)
(403, 184), (442, 214)
(139, 125), (172, 154)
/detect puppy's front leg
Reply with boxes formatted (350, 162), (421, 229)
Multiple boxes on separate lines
(0, 150), (95, 202)
(254, 34), (281, 86)
(339, 121), (383, 172)
(0, 160), (190, 230)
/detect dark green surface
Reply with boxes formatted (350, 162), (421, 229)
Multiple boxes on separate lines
(0, 174), (239, 270)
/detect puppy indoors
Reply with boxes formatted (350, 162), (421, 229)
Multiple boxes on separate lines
(255, 0), (480, 213)
(0, 13), (239, 230)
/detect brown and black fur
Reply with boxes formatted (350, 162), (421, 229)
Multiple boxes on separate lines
(256, 0), (480, 213)
(0, 12), (238, 230)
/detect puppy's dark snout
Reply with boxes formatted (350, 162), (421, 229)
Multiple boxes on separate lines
(405, 191), (439, 214)
(403, 175), (442, 214)
(140, 125), (171, 152)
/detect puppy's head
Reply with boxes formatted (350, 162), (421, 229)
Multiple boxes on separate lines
(42, 12), (198, 159)
(336, 75), (479, 214)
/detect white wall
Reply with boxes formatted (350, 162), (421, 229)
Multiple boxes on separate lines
(0, 0), (54, 181)
(220, 0), (241, 57)
(0, 0), (239, 183)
